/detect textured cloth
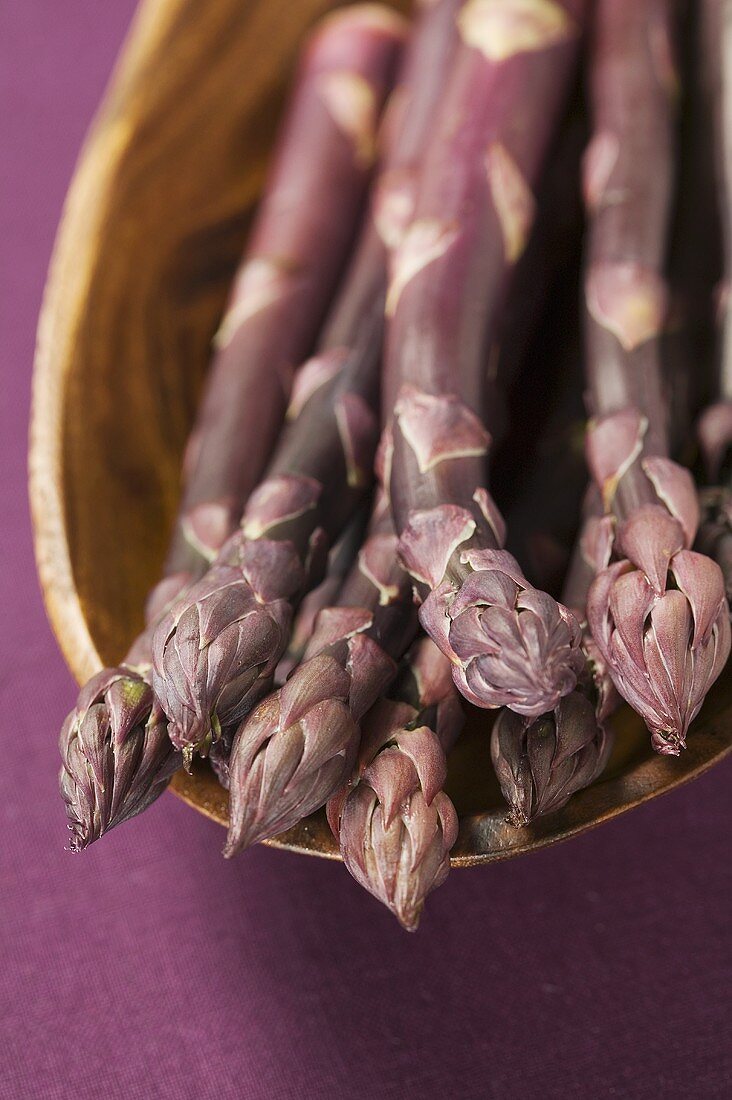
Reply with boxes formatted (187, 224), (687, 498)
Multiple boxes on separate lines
(1, 4), (730, 1098)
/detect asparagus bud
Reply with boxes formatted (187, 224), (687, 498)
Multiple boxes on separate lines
(59, 668), (178, 850)
(491, 493), (617, 826)
(491, 689), (612, 826)
(224, 496), (417, 855)
(328, 636), (463, 931)
(152, 0), (461, 755)
(582, 0), (730, 753)
(58, 7), (404, 845)
(385, 0), (588, 718)
(585, 420), (730, 754)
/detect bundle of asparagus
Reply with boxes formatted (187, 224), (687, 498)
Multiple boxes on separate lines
(57, 0), (732, 929)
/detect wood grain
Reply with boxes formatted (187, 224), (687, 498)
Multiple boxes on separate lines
(30, 0), (732, 863)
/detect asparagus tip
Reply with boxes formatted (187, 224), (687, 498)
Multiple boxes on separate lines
(222, 835), (244, 860)
(58, 666), (178, 851)
(393, 902), (423, 934)
(63, 816), (91, 853)
(650, 730), (685, 757)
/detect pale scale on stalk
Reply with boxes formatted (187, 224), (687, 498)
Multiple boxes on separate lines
(178, 501), (241, 565)
(317, 71), (378, 168)
(385, 219), (459, 316)
(586, 262), (670, 353)
(581, 131), (620, 211)
(213, 258), (294, 350)
(585, 407), (647, 510)
(372, 168), (417, 250)
(485, 142), (537, 263)
(285, 348), (348, 419)
(395, 387), (491, 473)
(335, 393), (379, 487)
(357, 534), (402, 605)
(318, 3), (410, 39)
(457, 0), (578, 63)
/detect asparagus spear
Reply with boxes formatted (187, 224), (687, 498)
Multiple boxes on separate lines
(582, 0), (730, 755)
(151, 235), (385, 758)
(696, 0), (732, 602)
(58, 6), (405, 849)
(498, 259), (586, 595)
(485, 98), (587, 498)
(386, 0), (587, 719)
(152, 0), (463, 758)
(664, 3), (722, 459)
(327, 636), (463, 931)
(224, 491), (417, 854)
(164, 3), (406, 582)
(274, 510), (369, 685)
(492, 494), (616, 826)
(327, 111), (590, 918)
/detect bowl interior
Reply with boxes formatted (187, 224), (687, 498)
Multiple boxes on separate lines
(31, 0), (732, 866)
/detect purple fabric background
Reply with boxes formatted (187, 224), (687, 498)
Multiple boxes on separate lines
(1, 4), (730, 1098)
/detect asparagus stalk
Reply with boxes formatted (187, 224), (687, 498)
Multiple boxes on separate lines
(492, 493), (616, 826)
(492, 308), (615, 827)
(224, 491), (417, 854)
(329, 121), (590, 911)
(274, 509), (369, 685)
(152, 240), (385, 758)
(497, 261), (586, 594)
(164, 3), (406, 582)
(582, 0), (730, 755)
(665, 3), (722, 459)
(696, 0), (732, 602)
(152, 0), (462, 758)
(58, 6), (405, 849)
(386, 0), (587, 719)
(327, 636), (463, 931)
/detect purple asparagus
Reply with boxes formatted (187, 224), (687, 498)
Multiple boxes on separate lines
(696, 0), (732, 603)
(385, 0), (587, 719)
(164, 3), (406, 582)
(582, 0), (730, 755)
(327, 636), (463, 931)
(224, 492), (417, 854)
(58, 6), (405, 847)
(151, 0), (462, 758)
(492, 495), (616, 826)
(274, 510), (369, 685)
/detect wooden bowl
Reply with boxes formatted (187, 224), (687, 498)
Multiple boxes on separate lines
(30, 0), (732, 865)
